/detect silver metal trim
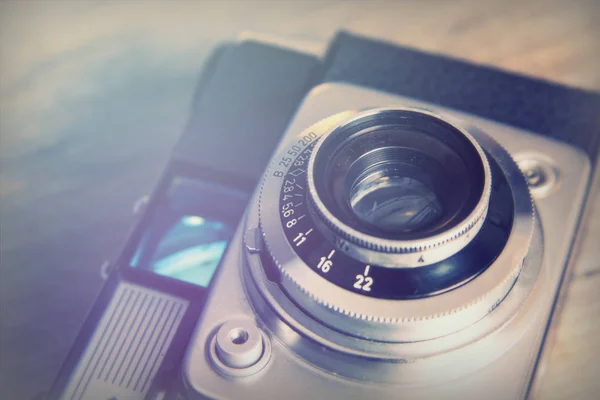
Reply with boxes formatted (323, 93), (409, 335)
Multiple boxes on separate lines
(61, 282), (188, 400)
(247, 190), (543, 382)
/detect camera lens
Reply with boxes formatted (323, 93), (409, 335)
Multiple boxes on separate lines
(307, 109), (491, 266)
(334, 130), (476, 238)
(257, 107), (535, 342)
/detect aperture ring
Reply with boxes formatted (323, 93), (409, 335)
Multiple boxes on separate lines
(272, 143), (511, 300)
(258, 110), (534, 341)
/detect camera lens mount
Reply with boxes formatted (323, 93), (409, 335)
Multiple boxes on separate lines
(257, 108), (534, 342)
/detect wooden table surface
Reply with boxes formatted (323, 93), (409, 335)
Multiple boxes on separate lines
(1, 1), (598, 399)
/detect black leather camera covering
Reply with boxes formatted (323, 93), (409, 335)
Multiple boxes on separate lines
(174, 32), (600, 194)
(172, 41), (321, 192)
(322, 32), (600, 161)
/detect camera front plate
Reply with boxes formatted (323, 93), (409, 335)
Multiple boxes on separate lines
(183, 83), (590, 400)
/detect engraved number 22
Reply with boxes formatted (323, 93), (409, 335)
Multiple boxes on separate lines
(354, 265), (373, 292)
(353, 275), (373, 292)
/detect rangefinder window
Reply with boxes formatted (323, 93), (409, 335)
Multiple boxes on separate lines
(129, 176), (248, 288)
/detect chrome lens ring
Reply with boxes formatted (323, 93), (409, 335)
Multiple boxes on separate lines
(307, 108), (492, 267)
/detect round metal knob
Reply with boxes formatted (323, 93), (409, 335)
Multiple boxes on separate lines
(215, 319), (264, 368)
(209, 318), (271, 377)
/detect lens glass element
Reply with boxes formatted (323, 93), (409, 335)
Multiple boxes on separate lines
(349, 163), (443, 234)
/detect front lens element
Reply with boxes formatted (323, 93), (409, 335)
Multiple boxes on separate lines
(348, 160), (444, 234)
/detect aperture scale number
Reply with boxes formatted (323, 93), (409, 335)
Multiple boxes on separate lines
(276, 139), (376, 295)
(281, 177), (307, 229)
(272, 132), (317, 178)
(354, 265), (373, 292)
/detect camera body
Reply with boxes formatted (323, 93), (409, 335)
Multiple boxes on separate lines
(183, 83), (589, 400)
(48, 32), (599, 400)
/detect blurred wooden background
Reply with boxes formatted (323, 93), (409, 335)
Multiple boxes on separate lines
(0, 1), (598, 399)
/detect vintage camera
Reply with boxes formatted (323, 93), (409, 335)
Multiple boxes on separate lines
(48, 32), (599, 400)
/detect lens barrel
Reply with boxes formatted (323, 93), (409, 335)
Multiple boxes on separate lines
(307, 108), (492, 267)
